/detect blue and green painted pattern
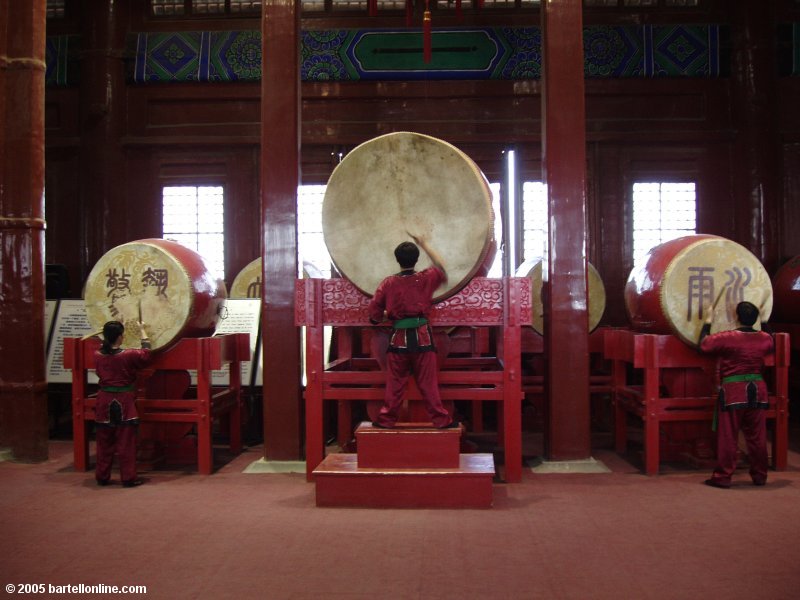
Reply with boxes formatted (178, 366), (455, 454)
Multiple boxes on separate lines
(132, 30), (261, 82)
(45, 35), (80, 86)
(46, 24), (725, 86)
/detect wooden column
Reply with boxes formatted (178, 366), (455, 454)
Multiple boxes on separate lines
(541, 0), (591, 460)
(730, 0), (780, 273)
(78, 0), (128, 276)
(0, 0), (48, 460)
(260, 0), (302, 459)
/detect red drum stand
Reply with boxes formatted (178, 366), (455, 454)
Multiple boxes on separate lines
(295, 277), (531, 485)
(604, 329), (789, 475)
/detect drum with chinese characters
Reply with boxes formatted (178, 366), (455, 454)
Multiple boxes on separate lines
(230, 258), (324, 298)
(771, 255), (800, 323)
(322, 131), (495, 301)
(84, 239), (226, 350)
(230, 257), (263, 299)
(516, 259), (606, 334)
(625, 234), (773, 346)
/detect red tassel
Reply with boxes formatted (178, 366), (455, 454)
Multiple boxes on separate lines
(368, 0), (377, 17)
(423, 9), (432, 64)
(405, 0), (413, 27)
(456, 0), (462, 21)
(477, 0), (484, 9)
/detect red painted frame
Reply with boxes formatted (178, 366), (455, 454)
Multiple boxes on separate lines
(604, 329), (790, 475)
(295, 277), (531, 483)
(63, 334), (250, 475)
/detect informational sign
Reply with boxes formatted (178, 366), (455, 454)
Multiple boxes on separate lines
(45, 300), (58, 354)
(186, 299), (261, 387)
(46, 299), (98, 384)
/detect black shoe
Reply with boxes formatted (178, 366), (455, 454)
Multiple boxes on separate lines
(122, 478), (144, 488)
(371, 421), (393, 429)
(96, 479), (110, 487)
(439, 420), (460, 430)
(704, 478), (730, 489)
(753, 480), (767, 486)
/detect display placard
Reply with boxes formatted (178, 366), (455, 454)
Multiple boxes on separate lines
(45, 300), (58, 354)
(47, 299), (98, 384)
(185, 299), (261, 387)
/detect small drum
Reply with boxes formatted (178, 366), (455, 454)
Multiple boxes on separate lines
(771, 255), (800, 323)
(625, 234), (772, 346)
(230, 258), (324, 299)
(84, 239), (226, 350)
(322, 132), (495, 301)
(230, 257), (262, 299)
(516, 259), (606, 334)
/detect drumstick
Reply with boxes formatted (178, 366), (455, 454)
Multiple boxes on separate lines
(138, 300), (143, 324)
(80, 329), (103, 341)
(711, 285), (727, 310)
(704, 285), (727, 322)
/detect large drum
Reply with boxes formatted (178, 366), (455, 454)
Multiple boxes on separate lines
(771, 255), (800, 323)
(516, 259), (606, 334)
(625, 235), (772, 346)
(84, 239), (226, 350)
(322, 132), (495, 301)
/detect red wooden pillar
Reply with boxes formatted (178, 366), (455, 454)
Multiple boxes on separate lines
(78, 0), (128, 275)
(260, 0), (303, 459)
(0, 0), (48, 461)
(730, 0), (780, 273)
(541, 0), (591, 460)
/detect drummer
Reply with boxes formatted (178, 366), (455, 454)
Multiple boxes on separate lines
(699, 301), (774, 488)
(94, 320), (152, 487)
(368, 232), (457, 429)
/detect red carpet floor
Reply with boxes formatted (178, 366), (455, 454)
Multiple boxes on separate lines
(2, 440), (800, 599)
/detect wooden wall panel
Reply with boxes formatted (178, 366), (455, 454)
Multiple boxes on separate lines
(782, 143), (800, 263)
(43, 150), (82, 295)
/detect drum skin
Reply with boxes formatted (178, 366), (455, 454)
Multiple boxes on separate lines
(625, 235), (773, 346)
(322, 132), (495, 301)
(516, 259), (606, 334)
(230, 258), (325, 299)
(84, 239), (226, 350)
(772, 255), (800, 323)
(230, 257), (262, 299)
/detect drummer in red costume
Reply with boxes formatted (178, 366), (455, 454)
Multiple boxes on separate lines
(699, 301), (774, 488)
(94, 320), (152, 487)
(368, 233), (456, 429)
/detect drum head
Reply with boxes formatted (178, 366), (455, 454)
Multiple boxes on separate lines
(627, 236), (773, 345)
(84, 239), (224, 350)
(322, 132), (494, 301)
(517, 259), (606, 334)
(230, 257), (262, 299)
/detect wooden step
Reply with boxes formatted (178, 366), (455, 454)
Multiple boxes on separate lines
(356, 421), (462, 468)
(313, 453), (494, 508)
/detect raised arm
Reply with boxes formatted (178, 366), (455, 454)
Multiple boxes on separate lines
(409, 232), (447, 283)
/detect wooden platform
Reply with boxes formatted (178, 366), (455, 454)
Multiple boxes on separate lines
(314, 421), (494, 508)
(314, 453), (495, 508)
(355, 422), (462, 468)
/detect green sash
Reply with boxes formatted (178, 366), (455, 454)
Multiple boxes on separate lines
(393, 317), (428, 329)
(721, 374), (762, 384)
(100, 385), (135, 393)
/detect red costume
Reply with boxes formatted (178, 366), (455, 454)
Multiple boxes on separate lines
(700, 326), (774, 486)
(94, 347), (151, 484)
(368, 266), (453, 428)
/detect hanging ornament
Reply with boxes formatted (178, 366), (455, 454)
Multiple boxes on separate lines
(456, 0), (463, 22)
(369, 0), (377, 17)
(423, 0), (432, 63)
(406, 0), (413, 27)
